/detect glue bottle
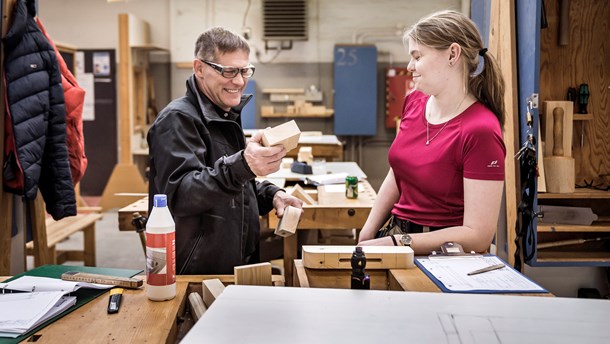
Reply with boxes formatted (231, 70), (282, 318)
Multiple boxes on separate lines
(146, 194), (176, 301)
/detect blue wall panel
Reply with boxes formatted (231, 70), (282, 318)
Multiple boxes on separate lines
(333, 45), (377, 136)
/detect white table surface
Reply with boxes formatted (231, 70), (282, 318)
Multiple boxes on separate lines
(182, 285), (610, 344)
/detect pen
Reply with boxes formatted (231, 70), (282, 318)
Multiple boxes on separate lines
(107, 288), (124, 314)
(467, 263), (505, 276)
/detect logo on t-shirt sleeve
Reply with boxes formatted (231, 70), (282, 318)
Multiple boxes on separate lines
(487, 160), (500, 168)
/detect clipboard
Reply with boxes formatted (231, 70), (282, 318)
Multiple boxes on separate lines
(415, 254), (548, 294)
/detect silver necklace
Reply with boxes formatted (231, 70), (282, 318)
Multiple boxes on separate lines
(426, 95), (467, 145)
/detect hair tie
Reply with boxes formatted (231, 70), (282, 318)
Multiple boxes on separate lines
(478, 48), (488, 57)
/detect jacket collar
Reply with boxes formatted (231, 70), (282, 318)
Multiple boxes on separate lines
(186, 74), (252, 123)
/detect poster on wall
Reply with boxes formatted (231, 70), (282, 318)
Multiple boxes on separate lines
(76, 51), (95, 121)
(93, 52), (111, 76)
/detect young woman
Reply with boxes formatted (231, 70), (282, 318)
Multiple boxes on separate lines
(358, 10), (506, 254)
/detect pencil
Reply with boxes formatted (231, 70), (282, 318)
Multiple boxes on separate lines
(467, 263), (505, 276)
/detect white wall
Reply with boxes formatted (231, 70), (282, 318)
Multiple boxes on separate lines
(170, 0), (460, 63)
(39, 0), (170, 50)
(39, 0), (461, 63)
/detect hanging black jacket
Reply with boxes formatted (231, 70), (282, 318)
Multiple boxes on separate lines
(148, 75), (281, 275)
(3, 0), (76, 219)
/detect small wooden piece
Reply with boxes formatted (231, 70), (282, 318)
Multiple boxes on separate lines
(201, 279), (225, 308)
(274, 205), (301, 237)
(543, 101), (573, 158)
(297, 146), (313, 165)
(188, 292), (206, 321)
(261, 120), (301, 151)
(234, 262), (272, 286)
(280, 157), (294, 169)
(543, 156), (575, 193)
(289, 184), (317, 205)
(302, 245), (415, 270)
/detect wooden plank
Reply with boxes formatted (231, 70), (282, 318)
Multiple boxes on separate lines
(537, 223), (610, 233)
(118, 13), (133, 165)
(29, 195), (53, 267)
(293, 260), (309, 288)
(201, 278), (226, 308)
(0, 0), (17, 276)
(538, 189), (610, 199)
(536, 251), (610, 262)
(234, 262), (272, 286)
(44, 214), (102, 247)
(302, 245), (414, 270)
(0, 195), (12, 275)
(490, 0), (519, 266)
(100, 13), (150, 211)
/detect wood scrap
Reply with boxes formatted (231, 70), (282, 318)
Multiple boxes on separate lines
(234, 262), (273, 286)
(188, 292), (206, 321)
(201, 278), (225, 308)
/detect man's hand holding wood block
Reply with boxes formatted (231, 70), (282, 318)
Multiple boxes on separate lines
(275, 205), (302, 237)
(261, 120), (301, 151)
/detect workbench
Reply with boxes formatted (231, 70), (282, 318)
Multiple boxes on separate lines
(118, 162), (376, 285)
(0, 266), (452, 343)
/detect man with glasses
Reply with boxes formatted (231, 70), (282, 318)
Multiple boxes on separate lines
(147, 27), (303, 275)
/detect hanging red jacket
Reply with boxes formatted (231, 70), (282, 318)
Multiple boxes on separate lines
(36, 17), (88, 186)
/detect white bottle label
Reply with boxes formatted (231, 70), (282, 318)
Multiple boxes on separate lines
(146, 232), (176, 286)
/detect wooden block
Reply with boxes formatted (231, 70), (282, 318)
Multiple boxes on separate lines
(274, 205), (301, 237)
(261, 120), (301, 151)
(289, 184), (316, 205)
(188, 292), (207, 321)
(201, 278), (225, 307)
(543, 156), (575, 193)
(260, 106), (274, 116)
(234, 262), (273, 286)
(542, 101), (573, 158)
(538, 205), (598, 225)
(297, 146), (313, 165)
(280, 157), (294, 169)
(302, 245), (415, 270)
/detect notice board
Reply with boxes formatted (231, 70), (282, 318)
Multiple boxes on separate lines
(333, 45), (377, 136)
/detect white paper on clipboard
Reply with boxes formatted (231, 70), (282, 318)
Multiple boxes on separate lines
(416, 255), (546, 293)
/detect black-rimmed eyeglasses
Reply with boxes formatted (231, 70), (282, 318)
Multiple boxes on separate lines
(200, 60), (255, 79)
